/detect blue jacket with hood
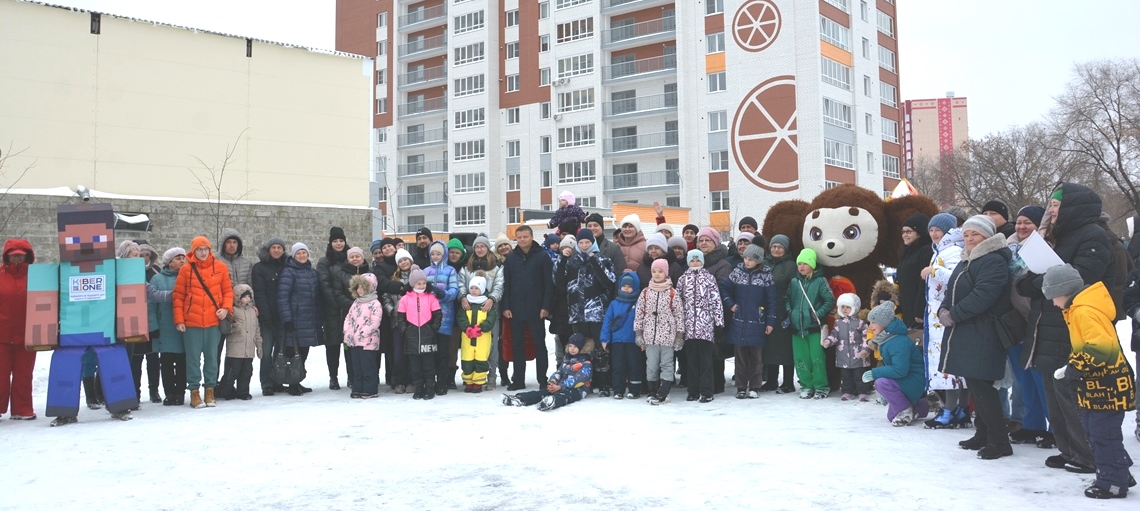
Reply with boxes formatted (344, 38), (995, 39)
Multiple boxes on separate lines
(601, 272), (640, 344)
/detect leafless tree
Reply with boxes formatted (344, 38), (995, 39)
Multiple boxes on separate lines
(910, 152), (958, 208)
(951, 124), (1083, 213)
(0, 144), (37, 237)
(187, 129), (254, 242)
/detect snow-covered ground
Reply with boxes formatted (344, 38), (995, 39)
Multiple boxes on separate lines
(2, 332), (1137, 510)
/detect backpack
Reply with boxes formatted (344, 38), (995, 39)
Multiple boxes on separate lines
(638, 287), (675, 320)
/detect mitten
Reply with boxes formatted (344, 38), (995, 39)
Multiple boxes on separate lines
(861, 371), (875, 383)
(471, 326), (483, 338)
(780, 318), (791, 329)
(432, 287), (445, 300)
(820, 337), (832, 348)
(1053, 366), (1067, 380)
(938, 309), (954, 327)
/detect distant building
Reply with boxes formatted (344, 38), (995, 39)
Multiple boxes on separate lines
(902, 94), (968, 203)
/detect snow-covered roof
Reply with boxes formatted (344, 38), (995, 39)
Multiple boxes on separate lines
(7, 186), (373, 211)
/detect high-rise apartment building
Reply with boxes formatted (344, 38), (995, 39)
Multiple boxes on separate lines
(902, 94), (968, 203)
(337, 0), (903, 235)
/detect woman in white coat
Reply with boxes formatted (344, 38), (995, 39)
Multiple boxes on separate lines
(921, 213), (969, 429)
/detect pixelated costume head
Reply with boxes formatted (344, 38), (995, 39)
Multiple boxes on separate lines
(57, 203), (116, 262)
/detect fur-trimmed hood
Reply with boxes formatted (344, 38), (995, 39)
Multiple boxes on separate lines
(962, 233), (1011, 262)
(217, 228), (244, 258)
(234, 283), (255, 307)
(870, 279), (898, 306)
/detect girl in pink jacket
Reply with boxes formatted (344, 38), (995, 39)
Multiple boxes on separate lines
(344, 274), (382, 399)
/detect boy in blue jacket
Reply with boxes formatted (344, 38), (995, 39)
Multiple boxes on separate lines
(862, 302), (930, 426)
(602, 272), (642, 399)
(502, 333), (593, 411)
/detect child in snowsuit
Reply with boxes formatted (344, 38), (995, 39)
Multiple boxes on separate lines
(1043, 264), (1136, 499)
(546, 190), (587, 232)
(457, 274), (497, 392)
(676, 250), (724, 403)
(424, 240), (459, 396)
(502, 333), (593, 411)
(344, 274), (383, 399)
(823, 293), (871, 401)
(602, 272), (643, 399)
(862, 302), (930, 426)
(395, 268), (442, 400)
(635, 258), (685, 405)
(786, 248), (836, 399)
(216, 284), (261, 401)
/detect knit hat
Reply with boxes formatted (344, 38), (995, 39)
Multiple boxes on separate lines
(380, 237), (400, 250)
(1042, 263), (1084, 300)
(347, 247), (365, 260)
(738, 216), (758, 230)
(576, 228), (595, 246)
(927, 213), (958, 235)
(567, 333), (587, 351)
(417, 227), (433, 240)
(395, 248), (413, 264)
(1017, 206), (1045, 227)
(769, 234), (790, 250)
(942, 206), (969, 226)
(867, 301), (897, 328)
(559, 190), (575, 206)
(796, 248), (817, 269)
(697, 227), (721, 245)
(265, 237), (287, 252)
(370, 239), (384, 252)
(1051, 188), (1063, 201)
(646, 233), (668, 253)
(734, 232), (755, 244)
(468, 275), (487, 294)
(429, 242), (446, 255)
(162, 247), (186, 265)
(667, 235), (687, 252)
(903, 214), (930, 233)
(495, 233), (511, 251)
(447, 238), (466, 256)
(408, 268), (427, 289)
(655, 223), (674, 236)
(618, 214), (641, 232)
(687, 249), (704, 266)
(682, 224), (699, 236)
(961, 215), (996, 238)
(982, 200), (1010, 221)
(542, 233), (560, 249)
(329, 226), (346, 243)
(651, 258), (669, 274)
(468, 235), (489, 251)
(743, 244), (765, 264)
(560, 235), (577, 250)
(584, 213), (605, 227)
(290, 242), (309, 257)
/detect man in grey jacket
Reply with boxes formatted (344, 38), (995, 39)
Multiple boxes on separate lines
(216, 228), (253, 365)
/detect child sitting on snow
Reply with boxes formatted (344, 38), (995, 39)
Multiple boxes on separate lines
(502, 333), (593, 411)
(822, 293), (871, 402)
(861, 302), (930, 426)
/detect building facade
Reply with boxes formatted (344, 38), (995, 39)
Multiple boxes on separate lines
(338, 0), (903, 235)
(902, 94), (968, 203)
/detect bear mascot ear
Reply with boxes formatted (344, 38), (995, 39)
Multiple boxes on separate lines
(761, 199), (810, 255)
(877, 194), (940, 268)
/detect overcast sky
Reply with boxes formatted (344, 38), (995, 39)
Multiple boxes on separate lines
(44, 0), (1140, 138)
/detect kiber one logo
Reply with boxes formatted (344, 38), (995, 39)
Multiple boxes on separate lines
(71, 276), (104, 292)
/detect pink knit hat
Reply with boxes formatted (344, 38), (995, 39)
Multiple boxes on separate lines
(651, 258), (669, 274)
(697, 227), (721, 245)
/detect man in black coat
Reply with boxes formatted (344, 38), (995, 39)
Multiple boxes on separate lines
(409, 227), (433, 270)
(501, 225), (554, 390)
(982, 200), (1016, 238)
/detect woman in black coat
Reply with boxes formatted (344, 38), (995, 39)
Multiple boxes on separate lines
(897, 214), (933, 329)
(938, 215), (1012, 460)
(277, 243), (323, 395)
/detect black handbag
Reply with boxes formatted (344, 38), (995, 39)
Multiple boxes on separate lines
(272, 331), (307, 385)
(992, 309), (1026, 350)
(191, 264), (233, 335)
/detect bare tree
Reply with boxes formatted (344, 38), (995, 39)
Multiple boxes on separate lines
(951, 124), (1083, 213)
(910, 152), (959, 207)
(0, 145), (37, 237)
(1051, 59), (1140, 215)
(187, 129), (253, 242)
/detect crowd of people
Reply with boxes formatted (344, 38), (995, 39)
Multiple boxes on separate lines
(1, 186), (1138, 498)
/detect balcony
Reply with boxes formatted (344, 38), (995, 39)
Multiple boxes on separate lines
(603, 169), (680, 193)
(603, 16), (675, 49)
(398, 96), (448, 118)
(398, 64), (447, 90)
(398, 159), (448, 179)
(398, 222), (448, 233)
(398, 34), (448, 59)
(397, 191), (448, 209)
(604, 131), (679, 156)
(601, 0), (676, 15)
(602, 54), (677, 83)
(397, 127), (448, 149)
(602, 91), (677, 119)
(398, 4), (447, 32)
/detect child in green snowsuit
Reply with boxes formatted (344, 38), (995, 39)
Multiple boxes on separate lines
(785, 248), (835, 399)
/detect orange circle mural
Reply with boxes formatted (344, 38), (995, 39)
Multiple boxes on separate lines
(732, 0), (781, 52)
(731, 75), (799, 192)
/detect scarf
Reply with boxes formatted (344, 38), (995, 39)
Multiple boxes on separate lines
(648, 278), (672, 292)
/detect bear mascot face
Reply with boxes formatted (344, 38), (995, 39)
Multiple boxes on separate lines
(762, 184), (938, 305)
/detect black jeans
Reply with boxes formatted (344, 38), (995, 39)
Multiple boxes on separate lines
(512, 317), (549, 385)
(966, 378), (1009, 448)
(685, 339), (716, 398)
(159, 352), (186, 399)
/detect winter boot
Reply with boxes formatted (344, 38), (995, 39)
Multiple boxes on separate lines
(538, 395), (557, 411)
(923, 407), (955, 429)
(287, 384), (303, 396)
(435, 379), (448, 396)
(958, 434), (986, 451)
(951, 406), (972, 428)
(83, 377), (103, 410)
(329, 377), (341, 390)
(111, 410), (133, 421)
(501, 393), (524, 407)
(447, 369), (458, 390)
(976, 444), (1013, 460)
(50, 416), (78, 427)
(891, 407), (915, 427)
(412, 383), (425, 400)
(149, 388), (162, 404)
(190, 390), (204, 409)
(204, 388), (217, 407)
(654, 380), (673, 405)
(1036, 431), (1056, 449)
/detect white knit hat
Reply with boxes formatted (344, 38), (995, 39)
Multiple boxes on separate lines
(395, 248), (413, 264)
(617, 213), (641, 232)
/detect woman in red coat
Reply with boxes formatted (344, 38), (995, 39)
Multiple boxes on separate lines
(0, 239), (36, 420)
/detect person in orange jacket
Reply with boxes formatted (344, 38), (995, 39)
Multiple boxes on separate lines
(173, 236), (233, 409)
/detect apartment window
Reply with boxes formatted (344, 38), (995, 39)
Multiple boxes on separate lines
(557, 88), (595, 113)
(706, 32), (725, 54)
(876, 10), (895, 37)
(539, 1), (549, 19)
(454, 205), (486, 226)
(864, 113), (873, 135)
(540, 68), (551, 86)
(557, 53), (594, 78)
(376, 98), (387, 114)
(866, 151), (874, 174)
(823, 139), (855, 169)
(455, 107), (486, 129)
(825, 181), (840, 190)
(820, 57), (851, 90)
(823, 0), (849, 12)
(506, 9), (519, 28)
(707, 71), (727, 93)
(540, 35), (550, 52)
(455, 42), (485, 65)
(881, 118), (899, 144)
(377, 41), (387, 56)
(508, 206), (521, 223)
(540, 136), (551, 153)
(378, 186), (388, 201)
(708, 111), (728, 132)
(710, 150), (729, 171)
(454, 75), (485, 97)
(507, 140), (521, 158)
(454, 172), (486, 193)
(506, 74), (520, 92)
(507, 174), (521, 191)
(880, 82), (898, 108)
(377, 69), (387, 85)
(406, 214), (425, 229)
(557, 18), (594, 43)
(556, 0), (590, 9)
(558, 160), (596, 183)
(506, 42), (520, 59)
(577, 196), (597, 208)
(558, 125), (595, 148)
(542, 170), (552, 187)
(540, 102), (551, 119)
(863, 75), (872, 97)
(454, 140), (486, 161)
(542, 204), (553, 211)
(454, 11), (485, 34)
(860, 0), (868, 21)
(666, 196), (680, 207)
(882, 154), (901, 179)
(706, 0), (724, 15)
(861, 38), (870, 59)
(821, 98), (853, 130)
(377, 128), (387, 143)
(507, 107), (520, 124)
(878, 46), (896, 72)
(711, 190), (730, 211)
(377, 12), (388, 27)
(819, 16), (850, 51)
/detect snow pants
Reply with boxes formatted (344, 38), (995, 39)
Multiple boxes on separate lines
(1081, 409), (1134, 495)
(218, 357), (254, 397)
(0, 343), (36, 416)
(839, 367), (871, 395)
(349, 346), (379, 395)
(515, 387), (584, 410)
(409, 353), (435, 388)
(876, 377), (930, 422)
(460, 332), (491, 386)
(183, 326), (221, 391)
(685, 339), (715, 399)
(47, 345), (137, 416)
(792, 331), (829, 393)
(610, 342), (643, 395)
(645, 345), (675, 383)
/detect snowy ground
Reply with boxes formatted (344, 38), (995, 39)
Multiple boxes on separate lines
(2, 333), (1137, 510)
